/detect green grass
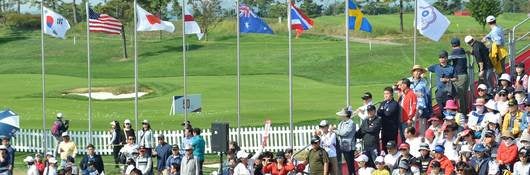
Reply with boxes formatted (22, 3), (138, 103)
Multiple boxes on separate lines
(0, 13), (528, 131)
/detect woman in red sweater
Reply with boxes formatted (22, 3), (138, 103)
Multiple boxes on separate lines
(263, 152), (295, 175)
(497, 131), (519, 170)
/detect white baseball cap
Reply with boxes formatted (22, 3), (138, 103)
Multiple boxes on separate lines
(124, 119), (131, 124)
(354, 154), (369, 162)
(23, 156), (34, 163)
(477, 84), (487, 90)
(319, 120), (329, 127)
(61, 132), (69, 137)
(486, 16), (496, 23)
(56, 112), (63, 118)
(48, 157), (58, 164)
(375, 156), (384, 163)
(236, 151), (250, 159)
(464, 35), (474, 44)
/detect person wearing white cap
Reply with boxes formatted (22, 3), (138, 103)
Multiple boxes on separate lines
(180, 145), (198, 175)
(465, 35), (495, 89)
(315, 120), (339, 175)
(138, 119), (154, 156)
(44, 157), (58, 175)
(483, 15), (507, 75)
(355, 154), (373, 175)
(123, 119), (136, 144)
(233, 150), (251, 175)
(373, 156), (390, 175)
(51, 112), (69, 142)
(24, 156), (39, 175)
(57, 132), (77, 169)
(476, 84), (492, 101)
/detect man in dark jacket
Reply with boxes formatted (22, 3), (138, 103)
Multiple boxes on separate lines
(356, 105), (382, 164)
(449, 38), (468, 113)
(465, 35), (495, 90)
(469, 144), (499, 175)
(80, 144), (104, 174)
(378, 87), (400, 154)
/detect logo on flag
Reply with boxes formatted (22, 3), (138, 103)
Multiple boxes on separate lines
(184, 9), (204, 40)
(239, 4), (273, 34)
(136, 5), (175, 33)
(43, 7), (71, 39)
(348, 0), (372, 32)
(0, 109), (20, 139)
(416, 0), (450, 41)
(88, 7), (123, 35)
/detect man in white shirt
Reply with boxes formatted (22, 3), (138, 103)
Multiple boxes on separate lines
(383, 141), (401, 168)
(404, 127), (423, 158)
(355, 92), (373, 120)
(317, 120), (339, 175)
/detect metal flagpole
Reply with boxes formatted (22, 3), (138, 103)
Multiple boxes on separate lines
(345, 0), (350, 106)
(85, 2), (92, 144)
(413, 0), (417, 65)
(236, 0), (241, 144)
(133, 0), (139, 132)
(287, 0), (294, 150)
(182, 0), (188, 121)
(40, 0), (47, 153)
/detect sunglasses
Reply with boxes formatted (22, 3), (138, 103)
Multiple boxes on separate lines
(478, 89), (486, 91)
(128, 138), (135, 140)
(499, 94), (507, 96)
(456, 169), (464, 172)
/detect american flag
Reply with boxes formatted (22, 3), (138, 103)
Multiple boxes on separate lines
(88, 8), (122, 35)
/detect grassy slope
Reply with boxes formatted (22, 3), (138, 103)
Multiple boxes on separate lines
(0, 13), (528, 130)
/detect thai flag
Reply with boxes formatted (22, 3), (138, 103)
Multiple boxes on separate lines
(290, 2), (313, 31)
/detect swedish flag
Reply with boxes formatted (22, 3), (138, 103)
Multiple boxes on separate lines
(348, 0), (372, 32)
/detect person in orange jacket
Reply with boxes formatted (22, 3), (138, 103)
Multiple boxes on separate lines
(426, 145), (454, 175)
(497, 131), (519, 170)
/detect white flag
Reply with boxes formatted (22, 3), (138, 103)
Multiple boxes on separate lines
(43, 7), (71, 39)
(184, 9), (203, 40)
(136, 5), (175, 33)
(416, 0), (450, 41)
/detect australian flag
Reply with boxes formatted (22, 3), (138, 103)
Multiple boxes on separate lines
(239, 4), (273, 34)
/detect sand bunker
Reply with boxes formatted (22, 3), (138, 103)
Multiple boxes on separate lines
(71, 92), (149, 100)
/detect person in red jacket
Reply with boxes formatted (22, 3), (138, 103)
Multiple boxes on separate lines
(426, 145), (454, 175)
(263, 152), (294, 175)
(497, 131), (519, 170)
(34, 153), (45, 174)
(398, 78), (418, 140)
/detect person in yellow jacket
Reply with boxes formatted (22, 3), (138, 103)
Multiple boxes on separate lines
(482, 15), (508, 74)
(58, 132), (77, 170)
(502, 99), (524, 137)
(372, 156), (390, 175)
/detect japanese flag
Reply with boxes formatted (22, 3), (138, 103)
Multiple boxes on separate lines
(43, 7), (71, 39)
(136, 5), (175, 33)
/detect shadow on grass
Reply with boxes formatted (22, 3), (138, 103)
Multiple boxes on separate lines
(0, 36), (28, 45)
(139, 44), (203, 57)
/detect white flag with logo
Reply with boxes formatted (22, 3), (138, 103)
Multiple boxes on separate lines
(416, 0), (450, 41)
(184, 9), (203, 40)
(43, 7), (71, 39)
(136, 5), (175, 33)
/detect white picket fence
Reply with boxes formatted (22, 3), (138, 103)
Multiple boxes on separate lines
(11, 125), (323, 155)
